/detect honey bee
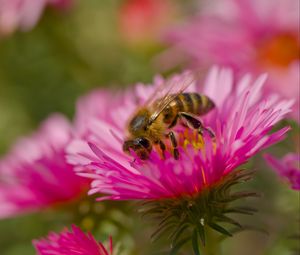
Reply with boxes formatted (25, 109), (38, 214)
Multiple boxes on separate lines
(123, 74), (215, 160)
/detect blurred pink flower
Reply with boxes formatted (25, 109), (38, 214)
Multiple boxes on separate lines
(33, 225), (113, 255)
(164, 0), (299, 121)
(265, 153), (300, 190)
(118, 0), (177, 46)
(0, 114), (89, 218)
(67, 68), (292, 200)
(0, 0), (72, 35)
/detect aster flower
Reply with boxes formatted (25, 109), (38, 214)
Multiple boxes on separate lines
(164, 0), (300, 121)
(265, 153), (300, 190)
(0, 0), (72, 36)
(68, 68), (292, 253)
(0, 114), (88, 218)
(69, 68), (292, 200)
(33, 225), (113, 255)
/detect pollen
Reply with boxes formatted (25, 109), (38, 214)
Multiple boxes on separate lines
(179, 129), (205, 151)
(257, 33), (300, 67)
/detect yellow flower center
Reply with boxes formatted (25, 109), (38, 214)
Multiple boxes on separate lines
(157, 129), (216, 162)
(178, 129), (205, 151)
(257, 33), (300, 67)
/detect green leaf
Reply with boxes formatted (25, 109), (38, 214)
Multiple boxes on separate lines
(214, 215), (242, 228)
(158, 214), (177, 227)
(224, 206), (257, 215)
(196, 224), (206, 246)
(170, 237), (191, 255)
(170, 223), (189, 245)
(151, 220), (177, 242)
(219, 225), (269, 241)
(209, 222), (232, 237)
(222, 191), (260, 202)
(192, 229), (201, 255)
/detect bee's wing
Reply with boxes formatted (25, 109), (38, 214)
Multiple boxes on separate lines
(147, 72), (196, 125)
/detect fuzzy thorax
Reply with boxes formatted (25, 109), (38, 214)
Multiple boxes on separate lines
(127, 107), (165, 140)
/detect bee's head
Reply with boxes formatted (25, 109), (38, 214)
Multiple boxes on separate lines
(123, 137), (152, 160)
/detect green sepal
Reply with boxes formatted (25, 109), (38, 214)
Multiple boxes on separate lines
(196, 224), (206, 246)
(192, 229), (201, 255)
(208, 222), (233, 237)
(141, 169), (259, 255)
(170, 236), (190, 255)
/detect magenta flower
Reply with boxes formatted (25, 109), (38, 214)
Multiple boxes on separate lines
(0, 0), (72, 36)
(67, 68), (293, 201)
(265, 153), (300, 190)
(33, 225), (113, 255)
(73, 89), (124, 139)
(164, 0), (299, 121)
(0, 114), (89, 218)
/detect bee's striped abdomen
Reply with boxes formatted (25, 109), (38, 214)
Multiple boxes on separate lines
(190, 93), (215, 115)
(161, 93), (215, 124)
(174, 93), (215, 115)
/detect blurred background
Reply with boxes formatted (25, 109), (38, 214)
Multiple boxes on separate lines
(0, 1), (298, 254)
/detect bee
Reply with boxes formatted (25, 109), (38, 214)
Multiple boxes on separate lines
(123, 74), (215, 160)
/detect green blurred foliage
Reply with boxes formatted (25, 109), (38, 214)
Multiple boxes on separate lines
(0, 1), (298, 255)
(0, 0), (158, 154)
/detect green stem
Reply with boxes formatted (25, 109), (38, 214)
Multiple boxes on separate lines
(201, 228), (221, 255)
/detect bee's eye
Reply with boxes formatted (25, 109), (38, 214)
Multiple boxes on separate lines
(138, 138), (150, 148)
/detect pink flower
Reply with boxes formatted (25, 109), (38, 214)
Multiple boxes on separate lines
(73, 89), (124, 139)
(164, 0), (299, 121)
(0, 0), (72, 35)
(265, 153), (300, 190)
(33, 225), (113, 255)
(0, 114), (89, 218)
(118, 0), (177, 46)
(67, 68), (293, 201)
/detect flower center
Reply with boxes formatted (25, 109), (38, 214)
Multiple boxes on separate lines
(257, 33), (300, 67)
(178, 129), (205, 151)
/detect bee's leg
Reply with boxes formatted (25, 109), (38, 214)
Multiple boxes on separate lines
(168, 115), (178, 129)
(179, 112), (215, 138)
(167, 131), (179, 160)
(158, 140), (166, 159)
